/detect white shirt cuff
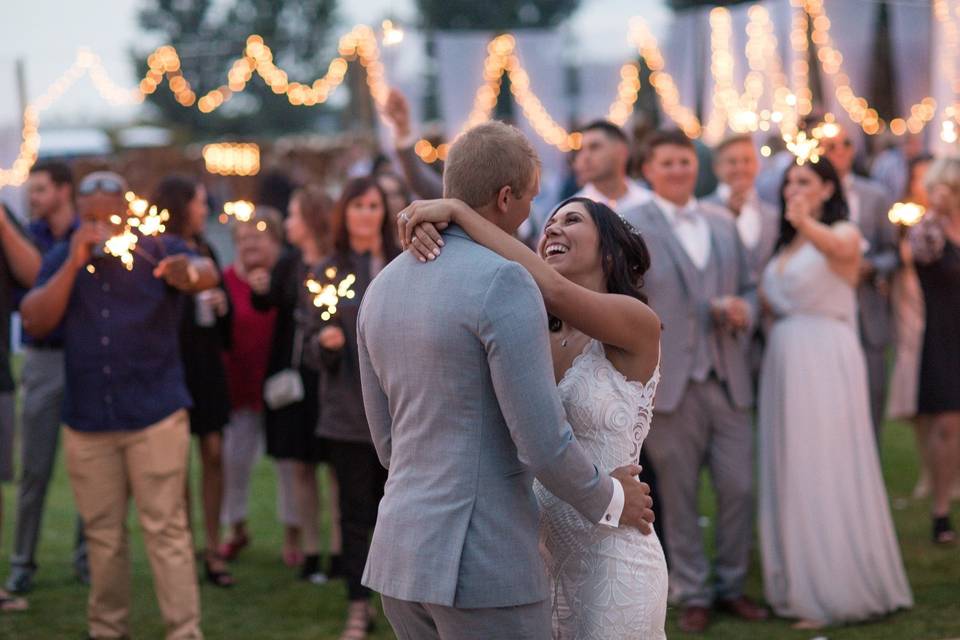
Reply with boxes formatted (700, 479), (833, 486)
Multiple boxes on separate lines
(599, 478), (625, 528)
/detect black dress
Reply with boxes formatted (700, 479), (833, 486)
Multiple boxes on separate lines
(303, 249), (392, 602)
(252, 249), (324, 462)
(179, 237), (232, 435)
(916, 236), (960, 414)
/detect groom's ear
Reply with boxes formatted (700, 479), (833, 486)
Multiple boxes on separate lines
(494, 184), (513, 215)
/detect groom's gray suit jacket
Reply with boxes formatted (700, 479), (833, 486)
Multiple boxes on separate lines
(358, 225), (615, 609)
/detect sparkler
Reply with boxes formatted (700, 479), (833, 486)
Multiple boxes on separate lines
(784, 130), (823, 166)
(221, 200), (256, 223)
(888, 202), (926, 227)
(306, 267), (357, 321)
(97, 192), (170, 271)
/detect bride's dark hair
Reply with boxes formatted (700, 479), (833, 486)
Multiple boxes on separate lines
(546, 196), (652, 331)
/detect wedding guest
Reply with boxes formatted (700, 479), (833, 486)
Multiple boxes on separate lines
(705, 135), (781, 381)
(21, 171), (214, 639)
(0, 199), (42, 613)
(381, 88), (442, 200)
(250, 185), (340, 581)
(909, 156), (960, 544)
(155, 175), (235, 588)
(758, 157), (912, 627)
(622, 130), (767, 633)
(704, 135), (780, 282)
(572, 120), (652, 212)
(6, 160), (88, 596)
(822, 124), (898, 441)
(886, 155), (936, 499)
(219, 208), (300, 560)
(304, 176), (400, 639)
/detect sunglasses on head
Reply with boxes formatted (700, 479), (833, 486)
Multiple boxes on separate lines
(77, 177), (125, 196)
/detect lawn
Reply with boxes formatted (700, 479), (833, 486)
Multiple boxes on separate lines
(1, 420), (959, 639)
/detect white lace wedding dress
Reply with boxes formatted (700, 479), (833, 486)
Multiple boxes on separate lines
(535, 339), (668, 639)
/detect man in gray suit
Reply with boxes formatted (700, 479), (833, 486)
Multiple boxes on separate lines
(822, 125), (898, 441)
(703, 134), (780, 284)
(621, 129), (767, 633)
(704, 134), (781, 379)
(357, 121), (655, 640)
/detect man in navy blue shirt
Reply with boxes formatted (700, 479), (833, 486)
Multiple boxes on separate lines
(6, 160), (88, 597)
(21, 171), (217, 640)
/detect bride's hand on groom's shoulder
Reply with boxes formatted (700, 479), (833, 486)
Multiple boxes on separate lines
(612, 464), (655, 535)
(397, 199), (467, 262)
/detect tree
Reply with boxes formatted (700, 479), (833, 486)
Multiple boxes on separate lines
(415, 0), (579, 30)
(136, 0), (338, 136)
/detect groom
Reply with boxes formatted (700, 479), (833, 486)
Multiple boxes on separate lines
(357, 121), (655, 639)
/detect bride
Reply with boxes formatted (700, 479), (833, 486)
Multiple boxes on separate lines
(399, 196), (668, 639)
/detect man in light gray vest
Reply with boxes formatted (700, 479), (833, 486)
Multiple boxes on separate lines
(822, 124), (898, 441)
(621, 129), (767, 634)
(357, 121), (655, 640)
(703, 134), (780, 380)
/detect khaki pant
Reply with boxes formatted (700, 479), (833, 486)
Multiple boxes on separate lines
(65, 409), (202, 640)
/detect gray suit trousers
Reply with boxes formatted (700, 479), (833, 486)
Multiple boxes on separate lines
(11, 348), (85, 571)
(644, 377), (754, 607)
(382, 596), (551, 640)
(863, 345), (887, 443)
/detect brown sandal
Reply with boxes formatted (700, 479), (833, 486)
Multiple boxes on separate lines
(0, 589), (28, 613)
(338, 600), (373, 640)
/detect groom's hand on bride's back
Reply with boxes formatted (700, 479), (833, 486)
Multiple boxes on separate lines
(612, 464), (655, 535)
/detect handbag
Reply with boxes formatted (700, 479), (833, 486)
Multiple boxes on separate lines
(263, 328), (305, 410)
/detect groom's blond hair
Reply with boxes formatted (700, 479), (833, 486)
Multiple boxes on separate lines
(443, 121), (540, 209)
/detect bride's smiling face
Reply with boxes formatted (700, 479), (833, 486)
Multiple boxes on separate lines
(538, 202), (604, 280)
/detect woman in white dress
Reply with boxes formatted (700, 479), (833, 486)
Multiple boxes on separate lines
(399, 196), (668, 639)
(758, 157), (913, 628)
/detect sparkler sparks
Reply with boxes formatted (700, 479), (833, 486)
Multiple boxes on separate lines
(222, 200), (256, 223)
(888, 202), (926, 227)
(97, 193), (170, 271)
(784, 130), (823, 165)
(306, 267), (357, 321)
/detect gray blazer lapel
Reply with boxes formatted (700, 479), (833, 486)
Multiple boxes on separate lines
(705, 215), (733, 288)
(648, 204), (698, 295)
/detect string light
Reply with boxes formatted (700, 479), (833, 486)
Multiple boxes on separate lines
(202, 143), (261, 176)
(381, 20), (405, 47)
(803, 0), (936, 136)
(789, 0), (814, 119)
(628, 17), (702, 138)
(933, 0), (960, 142)
(414, 34), (589, 163)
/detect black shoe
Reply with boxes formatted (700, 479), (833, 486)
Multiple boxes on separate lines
(933, 515), (957, 544)
(300, 554), (328, 584)
(4, 568), (34, 594)
(204, 554), (236, 588)
(328, 553), (345, 580)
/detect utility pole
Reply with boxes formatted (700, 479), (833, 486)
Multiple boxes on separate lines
(15, 58), (27, 118)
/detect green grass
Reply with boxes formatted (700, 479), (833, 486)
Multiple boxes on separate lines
(1, 422), (959, 639)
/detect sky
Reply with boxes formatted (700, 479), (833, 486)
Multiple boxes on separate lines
(0, 0), (670, 126)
